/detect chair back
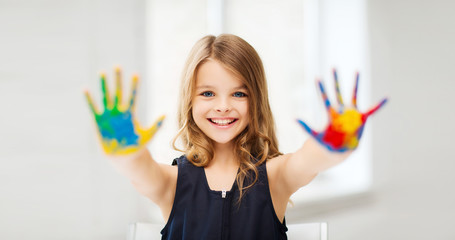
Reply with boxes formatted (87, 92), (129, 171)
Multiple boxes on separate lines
(287, 222), (328, 240)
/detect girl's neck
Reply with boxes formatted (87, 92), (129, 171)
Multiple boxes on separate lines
(208, 141), (239, 169)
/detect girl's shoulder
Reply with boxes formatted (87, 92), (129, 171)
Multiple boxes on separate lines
(267, 153), (291, 168)
(170, 155), (200, 172)
(266, 153), (291, 180)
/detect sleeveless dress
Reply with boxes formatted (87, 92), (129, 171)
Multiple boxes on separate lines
(160, 155), (288, 240)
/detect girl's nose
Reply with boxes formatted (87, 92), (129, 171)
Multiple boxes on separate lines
(216, 106), (231, 112)
(215, 98), (231, 113)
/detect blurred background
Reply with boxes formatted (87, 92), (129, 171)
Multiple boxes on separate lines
(0, 0), (454, 239)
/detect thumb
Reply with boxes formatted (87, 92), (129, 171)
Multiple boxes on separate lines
(141, 115), (166, 144)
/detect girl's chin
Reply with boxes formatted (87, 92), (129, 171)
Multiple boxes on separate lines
(210, 138), (236, 146)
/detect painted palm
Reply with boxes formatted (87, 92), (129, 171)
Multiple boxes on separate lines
(298, 70), (387, 152)
(85, 67), (165, 155)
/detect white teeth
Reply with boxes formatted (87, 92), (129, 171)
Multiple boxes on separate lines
(211, 119), (235, 125)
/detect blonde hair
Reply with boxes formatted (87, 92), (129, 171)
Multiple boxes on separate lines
(173, 34), (281, 202)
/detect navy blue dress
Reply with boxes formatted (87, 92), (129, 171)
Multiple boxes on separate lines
(160, 155), (288, 240)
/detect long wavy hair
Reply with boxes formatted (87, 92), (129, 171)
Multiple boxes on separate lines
(172, 34), (281, 202)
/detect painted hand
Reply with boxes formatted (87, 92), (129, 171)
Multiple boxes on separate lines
(84, 67), (165, 155)
(297, 69), (387, 152)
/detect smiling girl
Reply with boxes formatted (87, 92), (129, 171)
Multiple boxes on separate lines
(85, 34), (386, 240)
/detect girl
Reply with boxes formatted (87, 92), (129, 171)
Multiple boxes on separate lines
(85, 34), (386, 240)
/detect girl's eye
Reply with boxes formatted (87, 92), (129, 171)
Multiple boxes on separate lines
(233, 92), (247, 97)
(201, 91), (214, 97)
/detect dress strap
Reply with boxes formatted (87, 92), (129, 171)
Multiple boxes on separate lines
(171, 155), (188, 166)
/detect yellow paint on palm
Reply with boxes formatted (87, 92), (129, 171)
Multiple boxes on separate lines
(332, 109), (362, 134)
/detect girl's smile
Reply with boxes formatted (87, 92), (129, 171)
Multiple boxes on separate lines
(208, 118), (238, 127)
(192, 59), (249, 145)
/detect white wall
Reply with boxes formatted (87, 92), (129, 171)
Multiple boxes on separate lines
(0, 0), (151, 239)
(1, 0), (454, 239)
(294, 0), (455, 239)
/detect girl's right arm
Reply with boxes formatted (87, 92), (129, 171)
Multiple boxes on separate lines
(108, 148), (177, 209)
(84, 67), (176, 212)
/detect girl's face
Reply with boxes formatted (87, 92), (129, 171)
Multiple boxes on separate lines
(192, 60), (249, 146)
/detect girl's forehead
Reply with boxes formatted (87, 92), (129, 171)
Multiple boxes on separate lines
(195, 60), (245, 88)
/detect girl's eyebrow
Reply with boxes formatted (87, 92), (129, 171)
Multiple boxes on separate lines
(233, 86), (248, 90)
(195, 85), (213, 90)
(196, 85), (247, 90)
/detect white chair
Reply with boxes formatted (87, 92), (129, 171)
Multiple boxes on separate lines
(287, 222), (327, 240)
(127, 222), (163, 240)
(127, 222), (328, 240)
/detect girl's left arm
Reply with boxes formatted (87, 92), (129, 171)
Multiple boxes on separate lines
(277, 70), (387, 195)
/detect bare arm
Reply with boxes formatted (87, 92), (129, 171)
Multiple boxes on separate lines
(278, 138), (352, 195)
(274, 70), (387, 196)
(84, 67), (175, 209)
(107, 148), (177, 207)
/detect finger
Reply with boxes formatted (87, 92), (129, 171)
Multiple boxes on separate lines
(114, 66), (123, 109)
(101, 72), (112, 109)
(332, 69), (344, 109)
(356, 124), (366, 140)
(317, 80), (332, 112)
(352, 72), (359, 108)
(146, 115), (166, 137)
(84, 90), (100, 116)
(141, 115), (166, 144)
(363, 97), (388, 118)
(297, 119), (319, 138)
(128, 74), (139, 111)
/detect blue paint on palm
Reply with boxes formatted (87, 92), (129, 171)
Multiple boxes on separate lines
(96, 110), (139, 146)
